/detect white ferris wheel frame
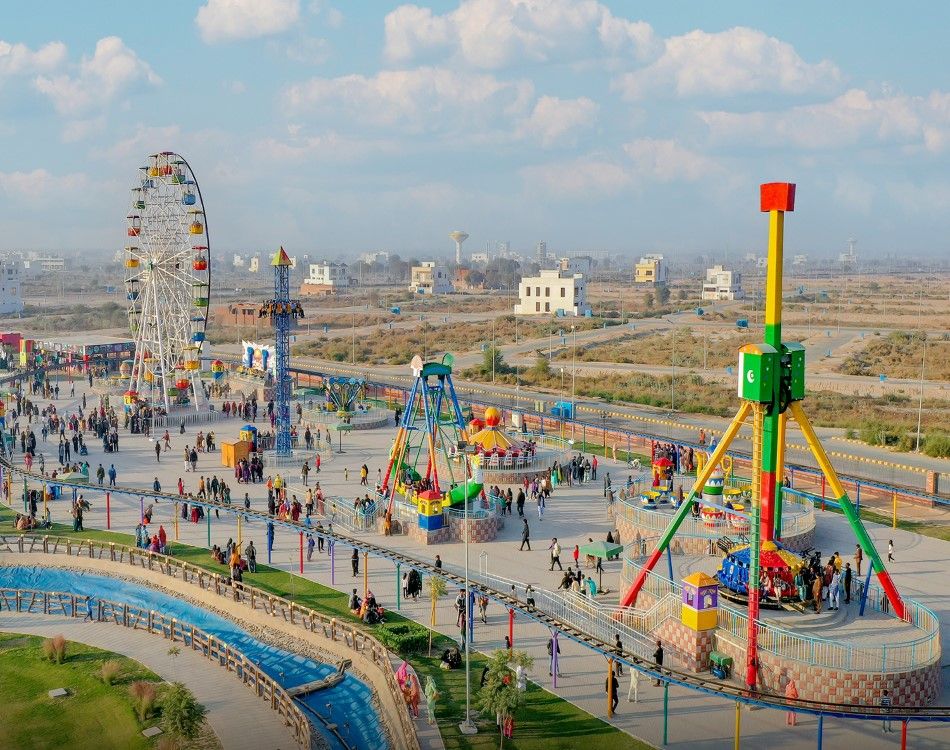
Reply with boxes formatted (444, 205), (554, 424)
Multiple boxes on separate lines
(125, 151), (211, 413)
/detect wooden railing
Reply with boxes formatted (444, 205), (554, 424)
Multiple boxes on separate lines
(0, 587), (312, 749)
(0, 534), (420, 750)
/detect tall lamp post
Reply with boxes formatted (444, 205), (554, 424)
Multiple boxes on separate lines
(570, 324), (576, 440)
(458, 442), (478, 735)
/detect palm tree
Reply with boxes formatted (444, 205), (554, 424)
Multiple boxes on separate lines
(426, 575), (448, 656)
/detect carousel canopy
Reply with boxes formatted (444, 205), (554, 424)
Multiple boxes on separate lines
(468, 425), (518, 452)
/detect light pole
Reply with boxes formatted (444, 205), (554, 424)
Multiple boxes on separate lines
(351, 310), (356, 364)
(459, 443), (478, 735)
(570, 324), (576, 439)
(492, 319), (496, 383)
(670, 327), (676, 413)
(915, 335), (926, 452)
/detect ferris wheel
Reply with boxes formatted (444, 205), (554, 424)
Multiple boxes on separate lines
(125, 152), (211, 412)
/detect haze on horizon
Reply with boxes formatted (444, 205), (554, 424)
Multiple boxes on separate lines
(1, 1), (949, 259)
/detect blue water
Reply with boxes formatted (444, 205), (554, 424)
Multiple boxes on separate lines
(0, 566), (387, 750)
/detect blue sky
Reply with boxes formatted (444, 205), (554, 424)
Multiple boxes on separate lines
(1, 1), (949, 259)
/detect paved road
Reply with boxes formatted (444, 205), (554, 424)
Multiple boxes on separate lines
(0, 612), (299, 750)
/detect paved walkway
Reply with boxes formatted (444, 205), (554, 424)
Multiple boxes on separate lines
(9, 379), (950, 750)
(0, 611), (299, 750)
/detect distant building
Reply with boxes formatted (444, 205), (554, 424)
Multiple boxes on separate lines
(216, 302), (259, 327)
(410, 261), (453, 294)
(634, 254), (668, 285)
(793, 254), (808, 266)
(514, 269), (590, 316)
(22, 255), (66, 273)
(0, 261), (24, 315)
(701, 265), (744, 301)
(470, 252), (490, 264)
(232, 254), (246, 268)
(756, 257), (768, 269)
(360, 250), (390, 264)
(249, 256), (261, 273)
(453, 268), (483, 292)
(559, 256), (592, 275)
(536, 241), (547, 263)
(301, 261), (349, 295)
(839, 238), (857, 267)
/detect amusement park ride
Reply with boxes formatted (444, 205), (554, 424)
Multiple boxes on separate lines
(125, 152), (210, 413)
(381, 354), (484, 530)
(621, 183), (905, 691)
(258, 247), (304, 458)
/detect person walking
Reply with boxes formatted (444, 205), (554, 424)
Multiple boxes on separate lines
(351, 547), (360, 577)
(107, 464), (117, 487)
(572, 544), (580, 568)
(652, 641), (664, 686)
(880, 689), (893, 733)
(519, 519), (531, 551)
(812, 574), (823, 614)
(854, 544), (863, 576)
(606, 667), (619, 714)
(627, 667), (640, 703)
(613, 634), (624, 676)
(829, 568), (841, 610)
(154, 441), (161, 462)
(547, 637), (561, 677)
(887, 539), (895, 562)
(843, 563), (853, 604)
(785, 678), (799, 725)
(548, 538), (563, 570)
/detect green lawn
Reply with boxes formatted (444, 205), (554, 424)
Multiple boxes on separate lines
(0, 506), (652, 750)
(0, 632), (159, 750)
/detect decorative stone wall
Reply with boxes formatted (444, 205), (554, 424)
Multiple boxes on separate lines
(654, 618), (716, 672)
(448, 514), (499, 543)
(713, 633), (941, 706)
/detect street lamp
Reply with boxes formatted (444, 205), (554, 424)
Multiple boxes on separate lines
(457, 441), (478, 735)
(570, 324), (576, 440)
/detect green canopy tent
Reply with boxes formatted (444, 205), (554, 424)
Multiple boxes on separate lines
(578, 540), (624, 593)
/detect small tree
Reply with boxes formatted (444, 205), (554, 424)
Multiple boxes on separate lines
(426, 576), (448, 656)
(478, 650), (533, 749)
(533, 353), (550, 377)
(482, 346), (508, 378)
(644, 292), (655, 309)
(161, 683), (206, 740)
(656, 284), (670, 305)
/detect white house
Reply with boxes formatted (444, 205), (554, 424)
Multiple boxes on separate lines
(513, 269), (590, 316)
(0, 261), (24, 315)
(410, 261), (453, 294)
(300, 261), (349, 295)
(701, 265), (744, 301)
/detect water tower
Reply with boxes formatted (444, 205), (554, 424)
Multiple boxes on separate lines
(449, 231), (469, 265)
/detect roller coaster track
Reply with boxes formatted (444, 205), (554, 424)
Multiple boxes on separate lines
(1, 457), (948, 723)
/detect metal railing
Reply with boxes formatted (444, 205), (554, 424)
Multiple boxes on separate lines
(0, 586), (312, 749)
(616, 491), (815, 541)
(622, 551), (941, 674)
(0, 534), (420, 750)
(151, 410), (230, 429)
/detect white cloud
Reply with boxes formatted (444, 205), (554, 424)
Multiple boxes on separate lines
(253, 132), (398, 162)
(888, 180), (950, 214)
(518, 95), (598, 147)
(0, 39), (66, 78)
(701, 88), (950, 152)
(33, 36), (160, 116)
(622, 138), (720, 182)
(196, 0), (300, 43)
(61, 116), (106, 143)
(384, 0), (655, 69)
(226, 80), (247, 94)
(520, 157), (630, 199)
(95, 124), (183, 162)
(0, 168), (90, 204)
(614, 26), (842, 100)
(284, 67), (534, 133)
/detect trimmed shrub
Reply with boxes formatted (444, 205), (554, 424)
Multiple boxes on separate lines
(375, 622), (429, 655)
